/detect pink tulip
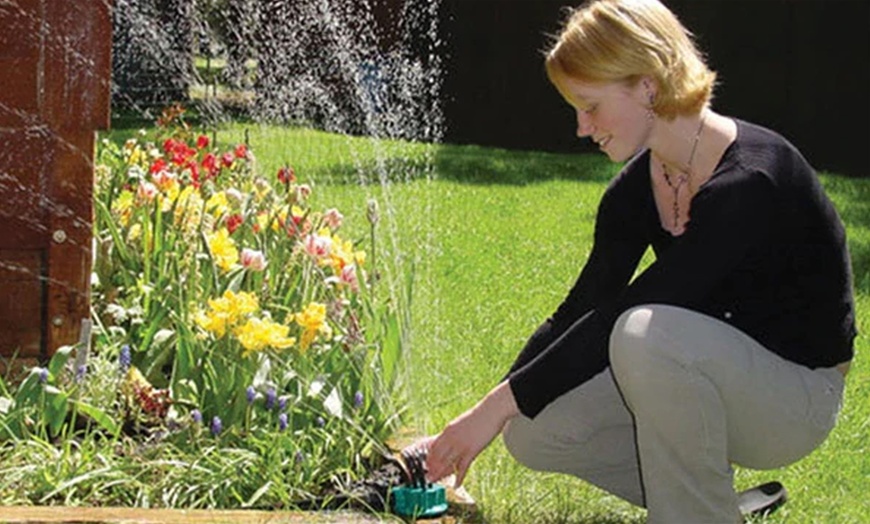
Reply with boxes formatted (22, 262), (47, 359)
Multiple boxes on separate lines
(296, 184), (312, 200)
(341, 264), (360, 292)
(304, 233), (332, 258)
(240, 248), (267, 271)
(137, 181), (158, 202)
(323, 208), (344, 230)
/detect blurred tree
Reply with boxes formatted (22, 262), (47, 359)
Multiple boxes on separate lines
(221, 0), (255, 89)
(112, 0), (193, 110)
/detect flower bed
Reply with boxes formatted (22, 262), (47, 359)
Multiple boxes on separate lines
(0, 107), (406, 509)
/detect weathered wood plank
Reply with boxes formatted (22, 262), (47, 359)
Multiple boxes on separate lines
(45, 130), (94, 356)
(0, 0), (41, 129)
(43, 0), (113, 131)
(0, 507), (390, 523)
(0, 129), (52, 250)
(0, 249), (43, 358)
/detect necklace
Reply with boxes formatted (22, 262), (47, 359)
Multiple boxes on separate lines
(660, 111), (707, 232)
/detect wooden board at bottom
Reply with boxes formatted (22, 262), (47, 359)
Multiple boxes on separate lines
(0, 507), (389, 524)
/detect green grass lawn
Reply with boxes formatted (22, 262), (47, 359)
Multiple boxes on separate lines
(403, 151), (870, 524)
(106, 122), (870, 523)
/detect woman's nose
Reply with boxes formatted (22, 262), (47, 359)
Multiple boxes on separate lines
(576, 110), (594, 138)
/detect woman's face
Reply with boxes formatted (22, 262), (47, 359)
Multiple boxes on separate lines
(559, 77), (653, 162)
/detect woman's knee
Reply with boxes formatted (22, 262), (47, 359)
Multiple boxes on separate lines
(609, 305), (657, 372)
(502, 417), (551, 472)
(609, 305), (690, 389)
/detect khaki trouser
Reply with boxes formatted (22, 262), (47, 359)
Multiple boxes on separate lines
(503, 304), (845, 524)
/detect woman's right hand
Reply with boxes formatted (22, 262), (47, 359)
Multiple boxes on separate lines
(406, 381), (519, 487)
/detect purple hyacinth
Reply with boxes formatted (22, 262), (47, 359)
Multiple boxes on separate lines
(353, 391), (364, 409)
(75, 364), (87, 383)
(38, 367), (49, 384)
(278, 413), (288, 431)
(277, 396), (288, 412)
(191, 409), (203, 424)
(246, 386), (256, 405)
(265, 387), (277, 410)
(119, 344), (131, 374)
(210, 416), (223, 436)
(315, 416), (325, 428)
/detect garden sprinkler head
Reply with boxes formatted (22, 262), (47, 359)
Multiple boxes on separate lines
(401, 447), (428, 488)
(390, 447), (448, 519)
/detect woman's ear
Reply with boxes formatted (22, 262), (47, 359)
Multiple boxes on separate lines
(640, 76), (657, 106)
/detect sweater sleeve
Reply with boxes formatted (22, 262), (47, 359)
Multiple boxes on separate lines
(508, 169), (778, 418)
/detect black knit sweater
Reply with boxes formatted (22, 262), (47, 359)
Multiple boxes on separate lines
(507, 119), (857, 419)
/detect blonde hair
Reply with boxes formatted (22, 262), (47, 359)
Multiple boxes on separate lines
(545, 0), (716, 119)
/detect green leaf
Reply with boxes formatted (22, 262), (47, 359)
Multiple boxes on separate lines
(15, 368), (45, 407)
(44, 388), (69, 436)
(225, 266), (247, 293)
(172, 327), (197, 392)
(380, 312), (402, 391)
(71, 400), (120, 437)
(48, 345), (75, 378)
(242, 480), (273, 508)
(39, 466), (115, 503)
(94, 198), (133, 272)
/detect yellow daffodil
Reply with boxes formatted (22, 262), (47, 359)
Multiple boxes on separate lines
(253, 177), (271, 201)
(329, 234), (354, 270)
(234, 317), (296, 356)
(294, 302), (332, 350)
(123, 139), (145, 166)
(291, 205), (306, 223)
(127, 223), (142, 243)
(129, 146), (145, 167)
(207, 228), (239, 272)
(205, 191), (229, 217)
(112, 190), (134, 227)
(255, 211), (269, 233)
(195, 310), (227, 338)
(328, 233), (366, 272)
(174, 185), (204, 234)
(195, 290), (259, 338)
(272, 206), (288, 232)
(160, 181), (181, 212)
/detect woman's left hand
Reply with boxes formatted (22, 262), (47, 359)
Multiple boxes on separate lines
(419, 381), (519, 487)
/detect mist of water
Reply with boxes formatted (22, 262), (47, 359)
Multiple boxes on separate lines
(2, 0), (445, 373)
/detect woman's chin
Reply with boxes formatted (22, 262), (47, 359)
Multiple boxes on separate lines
(603, 149), (625, 163)
(605, 146), (639, 164)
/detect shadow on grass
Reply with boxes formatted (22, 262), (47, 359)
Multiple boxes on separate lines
(284, 142), (619, 188)
(277, 141), (619, 188)
(107, 115), (619, 187)
(433, 143), (617, 186)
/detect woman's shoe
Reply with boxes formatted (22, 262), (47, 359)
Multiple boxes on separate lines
(738, 481), (787, 518)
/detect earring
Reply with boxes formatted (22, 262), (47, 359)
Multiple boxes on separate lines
(646, 92), (656, 121)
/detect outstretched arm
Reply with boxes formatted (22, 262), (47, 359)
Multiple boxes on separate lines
(423, 380), (519, 487)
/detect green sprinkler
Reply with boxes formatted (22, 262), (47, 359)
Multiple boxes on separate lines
(390, 447), (448, 519)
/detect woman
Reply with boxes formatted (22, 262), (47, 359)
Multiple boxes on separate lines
(412, 0), (856, 522)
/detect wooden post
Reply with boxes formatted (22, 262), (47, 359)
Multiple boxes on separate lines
(0, 0), (112, 372)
